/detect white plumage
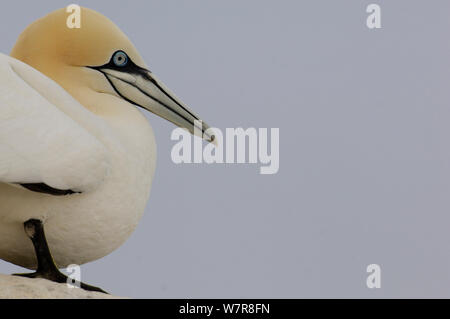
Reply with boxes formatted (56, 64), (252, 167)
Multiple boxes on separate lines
(0, 7), (211, 278)
(0, 53), (157, 268)
(0, 54), (110, 192)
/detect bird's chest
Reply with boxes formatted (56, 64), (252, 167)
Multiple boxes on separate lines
(46, 113), (157, 265)
(80, 112), (157, 233)
(95, 123), (156, 223)
(0, 111), (157, 267)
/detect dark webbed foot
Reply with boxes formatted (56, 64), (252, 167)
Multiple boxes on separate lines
(13, 219), (107, 294)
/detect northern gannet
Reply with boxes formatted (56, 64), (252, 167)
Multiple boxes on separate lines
(0, 7), (214, 292)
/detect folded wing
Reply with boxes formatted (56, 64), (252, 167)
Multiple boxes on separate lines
(0, 54), (110, 194)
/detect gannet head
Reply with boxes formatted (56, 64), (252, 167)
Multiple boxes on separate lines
(10, 6), (215, 143)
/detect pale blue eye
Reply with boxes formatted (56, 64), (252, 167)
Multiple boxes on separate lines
(113, 51), (128, 67)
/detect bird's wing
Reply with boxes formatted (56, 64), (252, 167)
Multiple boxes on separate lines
(0, 53), (110, 194)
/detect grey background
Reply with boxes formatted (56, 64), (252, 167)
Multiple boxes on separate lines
(1, 0), (450, 298)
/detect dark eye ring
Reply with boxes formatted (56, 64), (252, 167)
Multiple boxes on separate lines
(113, 51), (128, 67)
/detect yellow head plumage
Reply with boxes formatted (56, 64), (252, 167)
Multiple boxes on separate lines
(10, 6), (214, 142)
(11, 7), (146, 73)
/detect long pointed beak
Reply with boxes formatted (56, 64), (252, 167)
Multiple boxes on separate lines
(94, 66), (215, 143)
